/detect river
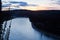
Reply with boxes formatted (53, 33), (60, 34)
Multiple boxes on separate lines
(2, 18), (56, 40)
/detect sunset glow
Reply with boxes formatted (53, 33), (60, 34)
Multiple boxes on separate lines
(2, 0), (60, 11)
(2, 5), (60, 11)
(20, 4), (60, 11)
(20, 6), (48, 11)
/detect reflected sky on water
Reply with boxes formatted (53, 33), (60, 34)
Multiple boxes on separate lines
(5, 18), (55, 40)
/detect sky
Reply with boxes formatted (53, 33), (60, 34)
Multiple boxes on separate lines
(2, 0), (60, 11)
(2, 0), (60, 5)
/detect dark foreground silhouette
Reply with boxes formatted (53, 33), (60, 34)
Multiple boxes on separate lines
(1, 10), (60, 40)
(0, 11), (11, 40)
(29, 10), (60, 35)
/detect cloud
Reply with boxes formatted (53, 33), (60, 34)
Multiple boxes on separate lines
(51, 0), (60, 5)
(56, 0), (60, 5)
(2, 4), (10, 7)
(10, 1), (37, 6)
(10, 1), (28, 6)
(19, 2), (28, 6)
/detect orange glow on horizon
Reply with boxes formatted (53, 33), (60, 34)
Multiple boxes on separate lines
(20, 5), (60, 11)
(20, 6), (48, 11)
(2, 4), (60, 11)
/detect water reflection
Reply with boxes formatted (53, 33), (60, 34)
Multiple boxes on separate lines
(0, 17), (60, 40)
(6, 18), (55, 40)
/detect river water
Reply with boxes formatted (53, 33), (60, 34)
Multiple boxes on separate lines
(3, 18), (56, 40)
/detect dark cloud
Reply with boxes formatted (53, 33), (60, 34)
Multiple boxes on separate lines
(10, 1), (37, 6)
(19, 2), (28, 6)
(10, 1), (28, 6)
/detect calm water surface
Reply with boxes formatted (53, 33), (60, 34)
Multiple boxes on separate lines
(4, 18), (55, 40)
